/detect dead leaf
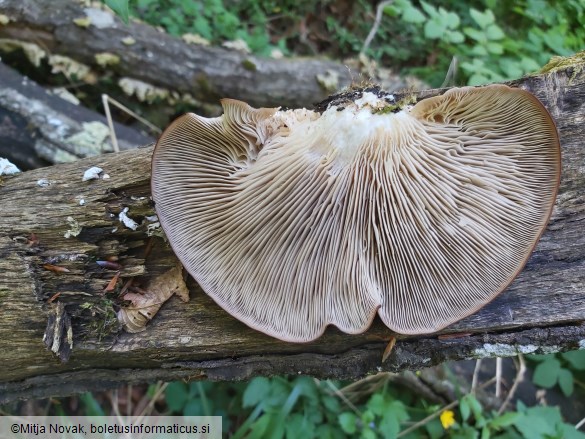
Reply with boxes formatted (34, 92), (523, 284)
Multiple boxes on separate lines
(382, 336), (396, 363)
(43, 264), (70, 274)
(117, 264), (188, 333)
(104, 271), (121, 292)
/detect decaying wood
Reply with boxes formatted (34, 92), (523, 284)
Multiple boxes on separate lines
(0, 65), (584, 404)
(0, 0), (361, 110)
(0, 62), (152, 168)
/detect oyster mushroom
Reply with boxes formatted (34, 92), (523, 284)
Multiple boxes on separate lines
(151, 84), (560, 342)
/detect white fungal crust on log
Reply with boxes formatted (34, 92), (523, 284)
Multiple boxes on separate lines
(151, 85), (561, 342)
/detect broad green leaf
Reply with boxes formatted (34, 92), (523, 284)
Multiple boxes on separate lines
(485, 24), (505, 40)
(380, 413), (400, 439)
(481, 426), (490, 439)
(489, 411), (519, 428)
(402, 6), (426, 24)
(513, 413), (551, 439)
(447, 30), (465, 43)
(165, 382), (188, 412)
(367, 393), (386, 415)
(558, 368), (574, 396)
(322, 395), (341, 413)
(460, 396), (471, 421)
(243, 377), (272, 408)
(183, 398), (204, 416)
(463, 27), (486, 43)
(532, 358), (561, 388)
(499, 58), (524, 79)
(468, 73), (489, 86)
(558, 423), (585, 439)
(424, 18), (446, 39)
(361, 428), (377, 439)
(469, 8), (495, 28)
(339, 412), (357, 434)
(486, 41), (503, 54)
(443, 11), (460, 29)
(561, 350), (585, 370)
(419, 1), (438, 18)
(470, 44), (489, 56)
(105, 0), (130, 24)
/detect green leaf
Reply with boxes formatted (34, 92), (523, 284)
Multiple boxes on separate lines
(419, 1), (438, 18)
(469, 74), (489, 86)
(339, 412), (357, 434)
(183, 398), (204, 416)
(486, 42), (503, 54)
(481, 426), (490, 439)
(105, 0), (130, 24)
(463, 27), (486, 43)
(243, 377), (272, 408)
(469, 8), (495, 28)
(485, 24), (505, 40)
(424, 18), (446, 39)
(558, 368), (574, 396)
(165, 382), (188, 412)
(561, 350), (585, 370)
(361, 428), (377, 439)
(532, 358), (561, 388)
(513, 413), (550, 439)
(489, 412), (519, 428)
(460, 396), (471, 421)
(443, 11), (460, 29)
(322, 395), (341, 413)
(367, 394), (386, 415)
(558, 423), (585, 439)
(446, 30), (465, 43)
(402, 6), (426, 24)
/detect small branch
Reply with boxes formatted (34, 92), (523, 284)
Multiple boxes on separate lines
(361, 1), (394, 54)
(497, 354), (526, 415)
(495, 357), (502, 398)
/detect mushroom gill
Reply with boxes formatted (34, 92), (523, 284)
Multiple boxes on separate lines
(151, 84), (561, 342)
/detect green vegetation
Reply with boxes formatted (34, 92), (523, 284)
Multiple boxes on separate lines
(120, 0), (585, 86)
(157, 368), (585, 438)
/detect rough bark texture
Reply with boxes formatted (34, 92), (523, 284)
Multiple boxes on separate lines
(0, 0), (366, 109)
(0, 65), (584, 404)
(0, 62), (152, 169)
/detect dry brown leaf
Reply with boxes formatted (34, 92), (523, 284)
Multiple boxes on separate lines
(117, 264), (188, 333)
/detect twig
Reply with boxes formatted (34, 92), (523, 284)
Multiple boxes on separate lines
(497, 354), (526, 415)
(102, 94), (162, 155)
(136, 382), (167, 419)
(441, 56), (458, 87)
(397, 377), (497, 438)
(102, 94), (120, 153)
(325, 380), (362, 416)
(495, 357), (502, 398)
(576, 416), (585, 430)
(471, 359), (482, 393)
(361, 0), (394, 55)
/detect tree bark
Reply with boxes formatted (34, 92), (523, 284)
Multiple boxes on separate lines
(0, 65), (584, 404)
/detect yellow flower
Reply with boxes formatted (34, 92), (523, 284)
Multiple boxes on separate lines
(440, 410), (456, 429)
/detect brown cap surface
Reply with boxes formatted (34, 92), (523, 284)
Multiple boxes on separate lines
(151, 84), (561, 342)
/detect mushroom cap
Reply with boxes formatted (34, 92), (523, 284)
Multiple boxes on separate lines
(151, 84), (560, 342)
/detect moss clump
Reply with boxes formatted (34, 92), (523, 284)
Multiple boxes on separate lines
(241, 59), (257, 71)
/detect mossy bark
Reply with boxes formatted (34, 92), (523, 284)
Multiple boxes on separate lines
(0, 65), (584, 404)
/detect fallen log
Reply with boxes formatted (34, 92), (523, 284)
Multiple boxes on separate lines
(0, 62), (584, 404)
(0, 0), (362, 110)
(0, 62), (152, 168)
